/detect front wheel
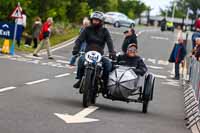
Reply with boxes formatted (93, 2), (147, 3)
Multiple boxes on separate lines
(82, 69), (93, 107)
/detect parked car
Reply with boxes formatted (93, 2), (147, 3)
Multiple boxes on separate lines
(104, 12), (135, 28)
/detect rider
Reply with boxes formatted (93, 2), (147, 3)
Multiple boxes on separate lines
(117, 43), (147, 76)
(72, 11), (116, 91)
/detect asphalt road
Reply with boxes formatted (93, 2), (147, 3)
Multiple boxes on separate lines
(0, 25), (190, 133)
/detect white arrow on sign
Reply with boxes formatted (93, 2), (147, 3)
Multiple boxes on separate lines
(2, 24), (9, 28)
(54, 106), (99, 124)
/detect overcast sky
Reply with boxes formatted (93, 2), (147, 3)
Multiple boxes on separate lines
(140, 0), (174, 16)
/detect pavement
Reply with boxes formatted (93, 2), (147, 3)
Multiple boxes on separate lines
(0, 25), (190, 133)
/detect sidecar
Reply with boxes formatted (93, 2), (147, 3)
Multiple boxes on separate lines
(106, 66), (155, 113)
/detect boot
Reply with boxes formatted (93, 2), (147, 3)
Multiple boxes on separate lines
(73, 80), (81, 88)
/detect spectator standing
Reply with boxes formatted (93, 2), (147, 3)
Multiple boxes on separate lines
(192, 28), (200, 49)
(33, 17), (54, 59)
(16, 10), (27, 47)
(122, 28), (137, 54)
(169, 38), (187, 80)
(32, 16), (42, 48)
(195, 15), (200, 30)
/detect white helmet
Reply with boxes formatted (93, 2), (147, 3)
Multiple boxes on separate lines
(90, 11), (105, 22)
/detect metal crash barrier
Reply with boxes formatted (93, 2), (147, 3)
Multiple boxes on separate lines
(183, 57), (200, 133)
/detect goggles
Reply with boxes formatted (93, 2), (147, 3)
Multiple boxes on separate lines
(127, 47), (137, 52)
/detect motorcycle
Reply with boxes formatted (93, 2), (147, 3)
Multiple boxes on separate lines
(78, 51), (155, 113)
(79, 51), (105, 107)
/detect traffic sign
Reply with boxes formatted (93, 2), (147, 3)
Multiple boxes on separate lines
(10, 6), (22, 18)
(0, 22), (23, 40)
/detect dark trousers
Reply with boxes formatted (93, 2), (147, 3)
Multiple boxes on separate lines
(175, 62), (180, 78)
(17, 26), (25, 47)
(33, 38), (38, 48)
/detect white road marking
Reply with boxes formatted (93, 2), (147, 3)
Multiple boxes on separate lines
(54, 106), (99, 124)
(9, 58), (17, 60)
(0, 55), (11, 59)
(55, 73), (70, 78)
(169, 63), (175, 75)
(26, 60), (40, 64)
(16, 57), (31, 62)
(41, 62), (49, 65)
(153, 74), (167, 79)
(165, 79), (179, 83)
(52, 55), (66, 59)
(0, 86), (16, 93)
(25, 79), (49, 85)
(13, 55), (22, 58)
(151, 36), (169, 40)
(42, 40), (75, 54)
(56, 60), (70, 64)
(158, 60), (169, 65)
(147, 65), (164, 70)
(147, 58), (156, 64)
(162, 82), (180, 87)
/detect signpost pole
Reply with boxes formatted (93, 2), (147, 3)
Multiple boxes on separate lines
(10, 22), (17, 55)
(10, 2), (21, 55)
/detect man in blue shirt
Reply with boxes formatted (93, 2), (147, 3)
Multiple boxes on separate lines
(169, 38), (186, 80)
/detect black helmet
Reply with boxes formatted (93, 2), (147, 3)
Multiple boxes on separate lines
(90, 11), (105, 22)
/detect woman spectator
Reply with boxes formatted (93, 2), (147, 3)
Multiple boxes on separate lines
(32, 16), (42, 48)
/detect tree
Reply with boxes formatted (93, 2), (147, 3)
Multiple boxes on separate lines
(160, 0), (200, 19)
(118, 0), (147, 19)
(0, 0), (148, 27)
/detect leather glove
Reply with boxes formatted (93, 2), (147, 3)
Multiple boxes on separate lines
(109, 52), (117, 60)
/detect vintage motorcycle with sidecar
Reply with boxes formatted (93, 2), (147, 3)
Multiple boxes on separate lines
(78, 51), (155, 113)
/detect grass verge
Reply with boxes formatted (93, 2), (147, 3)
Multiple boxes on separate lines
(0, 27), (79, 54)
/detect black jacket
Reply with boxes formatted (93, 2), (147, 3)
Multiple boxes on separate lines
(117, 55), (147, 76)
(73, 25), (115, 55)
(122, 34), (137, 53)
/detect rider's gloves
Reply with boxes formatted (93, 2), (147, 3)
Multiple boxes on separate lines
(109, 52), (117, 60)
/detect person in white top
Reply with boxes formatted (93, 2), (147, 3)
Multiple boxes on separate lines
(15, 10), (26, 47)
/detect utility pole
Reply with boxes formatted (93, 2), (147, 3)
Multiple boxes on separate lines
(147, 7), (151, 26)
(172, 2), (176, 22)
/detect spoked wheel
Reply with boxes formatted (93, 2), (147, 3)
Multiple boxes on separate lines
(142, 73), (154, 113)
(82, 69), (93, 107)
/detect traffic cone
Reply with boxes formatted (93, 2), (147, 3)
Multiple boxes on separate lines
(1, 39), (10, 54)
